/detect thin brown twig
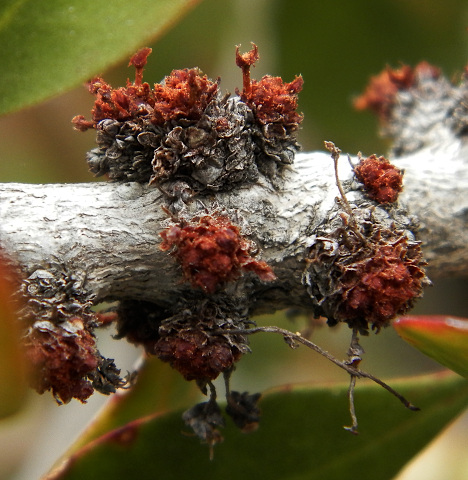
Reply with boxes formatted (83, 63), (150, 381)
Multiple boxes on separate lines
(219, 325), (419, 411)
(344, 328), (362, 433)
(324, 140), (367, 244)
(344, 375), (359, 434)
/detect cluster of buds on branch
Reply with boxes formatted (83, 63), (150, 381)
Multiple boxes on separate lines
(8, 44), (459, 452)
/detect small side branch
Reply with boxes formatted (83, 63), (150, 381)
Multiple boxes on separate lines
(219, 325), (419, 413)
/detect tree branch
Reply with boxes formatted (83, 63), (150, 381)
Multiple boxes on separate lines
(1, 139), (467, 315)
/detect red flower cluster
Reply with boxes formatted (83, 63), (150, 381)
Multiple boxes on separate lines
(154, 328), (242, 381)
(72, 48), (218, 131)
(152, 68), (218, 125)
(354, 62), (440, 121)
(160, 214), (276, 294)
(236, 44), (303, 128)
(336, 236), (427, 331)
(306, 223), (428, 334)
(24, 318), (98, 404)
(354, 154), (403, 204)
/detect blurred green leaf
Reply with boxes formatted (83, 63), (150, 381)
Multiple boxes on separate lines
(0, 252), (28, 419)
(275, 0), (468, 153)
(47, 372), (468, 480)
(394, 315), (468, 378)
(65, 356), (199, 454)
(0, 0), (201, 116)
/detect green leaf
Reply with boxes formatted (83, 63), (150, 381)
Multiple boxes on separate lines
(394, 315), (468, 378)
(47, 372), (468, 480)
(65, 356), (199, 454)
(0, 0), (201, 116)
(0, 253), (28, 419)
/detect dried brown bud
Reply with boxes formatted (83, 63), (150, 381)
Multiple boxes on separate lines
(225, 391), (261, 432)
(182, 399), (225, 450)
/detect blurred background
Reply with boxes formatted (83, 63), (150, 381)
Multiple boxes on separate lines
(1, 0), (468, 478)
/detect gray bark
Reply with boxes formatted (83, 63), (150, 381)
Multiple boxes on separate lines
(1, 140), (467, 313)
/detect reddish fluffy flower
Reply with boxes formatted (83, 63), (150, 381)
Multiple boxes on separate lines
(354, 62), (441, 121)
(73, 48), (218, 130)
(154, 329), (242, 381)
(244, 75), (304, 127)
(336, 238), (426, 331)
(306, 225), (428, 333)
(72, 48), (155, 131)
(24, 318), (99, 404)
(151, 69), (219, 125)
(160, 214), (276, 293)
(354, 154), (403, 204)
(354, 65), (414, 120)
(236, 44), (303, 128)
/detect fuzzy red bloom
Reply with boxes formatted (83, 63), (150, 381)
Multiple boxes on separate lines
(160, 215), (275, 293)
(306, 224), (428, 333)
(354, 65), (414, 120)
(151, 69), (218, 125)
(236, 44), (303, 127)
(72, 48), (156, 131)
(336, 238), (427, 331)
(354, 154), (403, 204)
(24, 318), (99, 404)
(354, 62), (441, 121)
(153, 329), (241, 381)
(73, 48), (219, 130)
(244, 75), (304, 127)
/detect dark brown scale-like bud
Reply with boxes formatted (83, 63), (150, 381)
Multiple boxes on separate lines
(251, 122), (301, 185)
(87, 118), (163, 182)
(150, 96), (259, 193)
(114, 299), (166, 351)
